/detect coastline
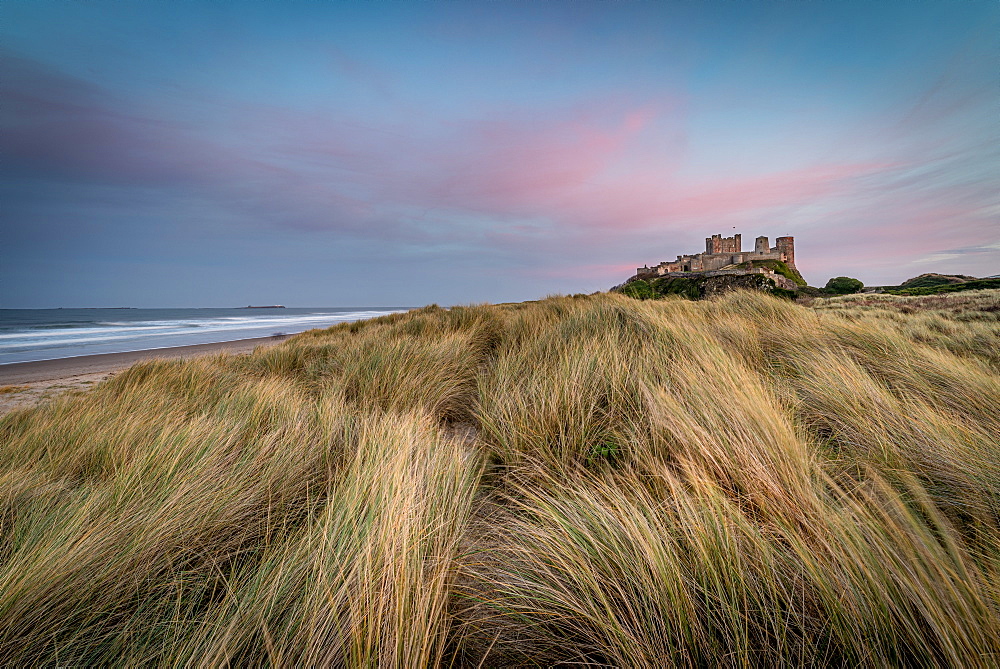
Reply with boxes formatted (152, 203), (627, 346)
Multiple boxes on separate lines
(0, 334), (289, 415)
(0, 334), (290, 384)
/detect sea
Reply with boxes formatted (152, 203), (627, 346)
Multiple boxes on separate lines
(0, 307), (410, 365)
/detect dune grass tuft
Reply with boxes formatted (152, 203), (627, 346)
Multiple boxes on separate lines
(2, 290), (999, 665)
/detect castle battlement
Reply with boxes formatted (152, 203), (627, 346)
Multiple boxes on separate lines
(635, 233), (797, 287)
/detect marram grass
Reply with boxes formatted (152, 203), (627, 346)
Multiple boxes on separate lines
(1, 290), (999, 666)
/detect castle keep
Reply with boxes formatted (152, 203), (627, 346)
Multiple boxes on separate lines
(636, 233), (798, 289)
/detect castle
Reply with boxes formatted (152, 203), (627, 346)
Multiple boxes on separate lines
(635, 233), (798, 289)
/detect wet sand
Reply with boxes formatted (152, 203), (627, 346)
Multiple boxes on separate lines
(0, 335), (288, 415)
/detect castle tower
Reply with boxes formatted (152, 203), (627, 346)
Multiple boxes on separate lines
(755, 236), (769, 254)
(776, 236), (795, 268)
(706, 234), (722, 254)
(731, 234), (742, 253)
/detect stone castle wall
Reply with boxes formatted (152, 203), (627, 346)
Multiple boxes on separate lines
(635, 232), (796, 280)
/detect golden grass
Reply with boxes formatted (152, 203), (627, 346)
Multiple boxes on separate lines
(1, 290), (998, 666)
(0, 385), (28, 395)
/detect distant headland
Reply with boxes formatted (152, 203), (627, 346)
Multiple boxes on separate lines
(242, 305), (285, 309)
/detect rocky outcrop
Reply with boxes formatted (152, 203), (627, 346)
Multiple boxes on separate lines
(616, 272), (789, 301)
(701, 273), (778, 297)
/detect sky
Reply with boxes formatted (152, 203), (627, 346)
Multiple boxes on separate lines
(2, 1), (998, 308)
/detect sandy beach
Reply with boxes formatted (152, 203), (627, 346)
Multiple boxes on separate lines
(0, 335), (288, 415)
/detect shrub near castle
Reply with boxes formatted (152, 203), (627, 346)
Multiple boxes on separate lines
(824, 276), (864, 295)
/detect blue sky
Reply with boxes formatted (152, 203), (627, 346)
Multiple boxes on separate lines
(2, 1), (997, 307)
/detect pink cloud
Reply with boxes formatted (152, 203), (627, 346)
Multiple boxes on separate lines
(426, 119), (626, 209)
(6, 49), (994, 289)
(568, 162), (892, 233)
(523, 262), (641, 280)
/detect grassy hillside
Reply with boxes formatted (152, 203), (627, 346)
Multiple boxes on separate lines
(731, 258), (807, 286)
(2, 290), (1000, 666)
(887, 277), (1000, 296)
(899, 272), (973, 289)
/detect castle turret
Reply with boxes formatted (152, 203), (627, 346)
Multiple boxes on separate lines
(707, 233), (742, 254)
(755, 236), (769, 254)
(776, 236), (795, 268)
(706, 234), (722, 254)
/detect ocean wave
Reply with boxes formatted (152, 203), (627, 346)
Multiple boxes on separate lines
(0, 309), (406, 361)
